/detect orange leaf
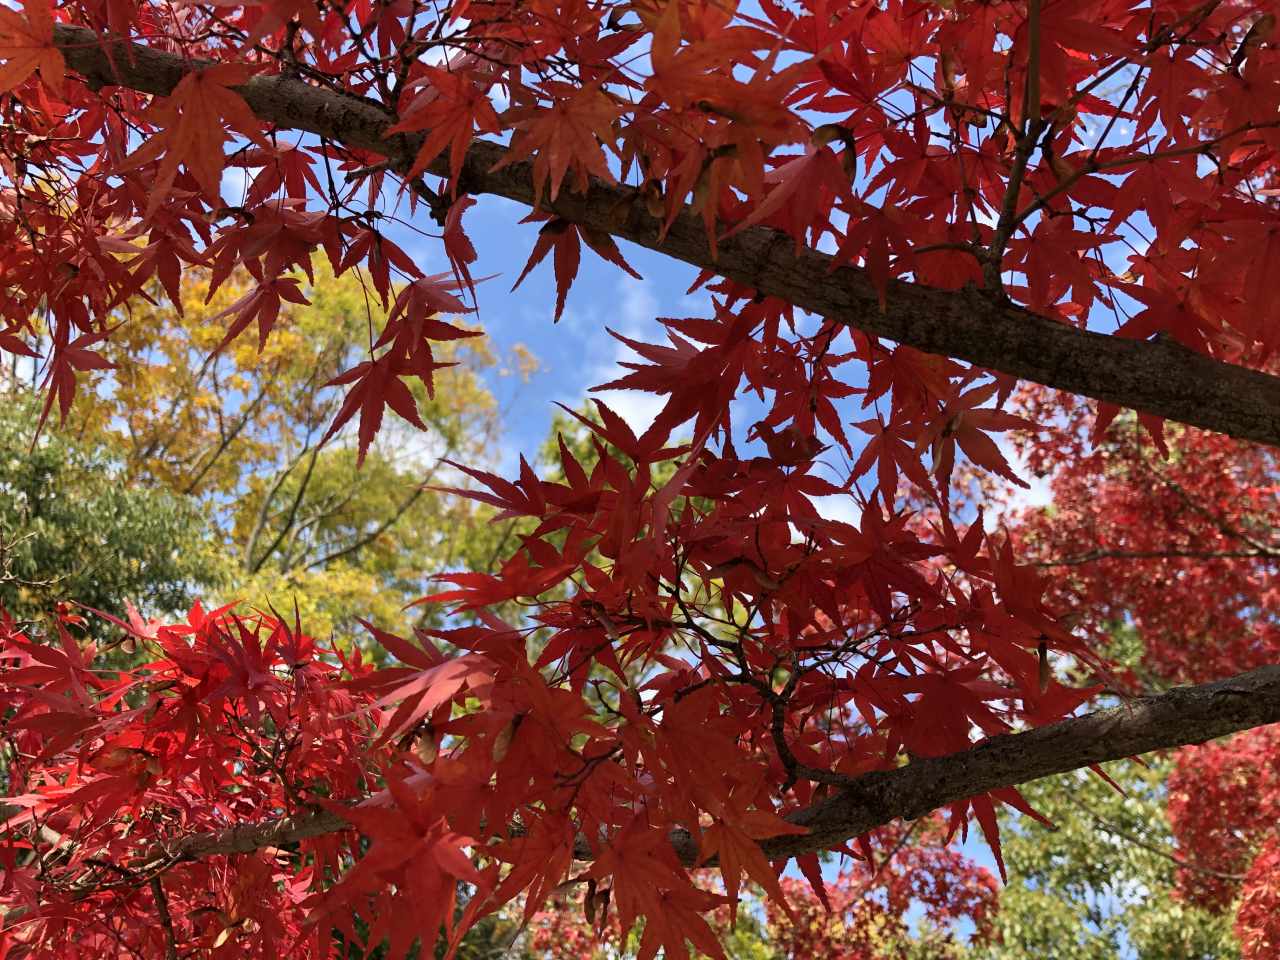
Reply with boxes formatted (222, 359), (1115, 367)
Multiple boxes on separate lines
(119, 64), (274, 218)
(495, 81), (620, 204)
(0, 0), (63, 96)
(387, 65), (501, 184)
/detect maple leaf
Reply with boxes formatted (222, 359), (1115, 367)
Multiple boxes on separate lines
(361, 653), (496, 742)
(207, 617), (285, 725)
(38, 327), (117, 433)
(234, 0), (324, 49)
(490, 811), (576, 924)
(1004, 218), (1112, 317)
(512, 217), (640, 322)
(917, 383), (1035, 490)
(418, 550), (573, 611)
(388, 65), (502, 184)
(1219, 219), (1280, 350)
(315, 778), (487, 960)
(429, 454), (547, 521)
(0, 0), (62, 95)
(443, 195), (480, 298)
(338, 229), (424, 307)
(1106, 154), (1204, 236)
(372, 274), (482, 395)
(699, 802), (805, 924)
(0, 324), (38, 358)
(1112, 278), (1220, 355)
(727, 145), (854, 251)
(210, 275), (311, 353)
(831, 199), (918, 309)
(587, 825), (729, 960)
(495, 81), (621, 204)
(234, 142), (324, 206)
(117, 64), (275, 217)
(321, 351), (427, 466)
(852, 413), (935, 498)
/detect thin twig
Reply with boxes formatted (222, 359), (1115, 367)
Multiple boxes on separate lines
(1059, 788), (1245, 882)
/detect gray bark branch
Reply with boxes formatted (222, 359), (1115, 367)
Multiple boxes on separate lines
(50, 24), (1280, 450)
(127, 662), (1280, 869)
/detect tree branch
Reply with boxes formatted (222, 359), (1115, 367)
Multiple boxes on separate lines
(51, 24), (1280, 451)
(128, 661), (1280, 870)
(149, 875), (179, 960)
(1032, 548), (1280, 566)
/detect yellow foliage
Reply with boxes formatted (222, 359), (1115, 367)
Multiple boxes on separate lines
(64, 256), (540, 646)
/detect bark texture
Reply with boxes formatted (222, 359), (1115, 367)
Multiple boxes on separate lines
(132, 662), (1280, 868)
(52, 24), (1280, 450)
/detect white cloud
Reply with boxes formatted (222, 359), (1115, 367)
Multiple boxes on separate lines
(577, 276), (675, 429)
(601, 390), (666, 434)
(810, 493), (863, 527)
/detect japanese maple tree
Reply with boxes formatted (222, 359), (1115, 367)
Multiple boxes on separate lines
(5, 0), (1280, 957)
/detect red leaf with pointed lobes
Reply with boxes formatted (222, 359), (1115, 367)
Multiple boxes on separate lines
(19, 0), (1280, 953)
(727, 144), (854, 252)
(494, 81), (621, 205)
(853, 413), (935, 499)
(321, 352), (427, 467)
(0, 325), (38, 357)
(443, 195), (481, 299)
(832, 199), (919, 310)
(372, 274), (483, 397)
(115, 63), (275, 218)
(555, 399), (682, 465)
(513, 217), (639, 322)
(38, 327), (118, 433)
(427, 455), (547, 521)
(338, 230), (425, 307)
(388, 64), (502, 184)
(0, 0), (61, 95)
(917, 382), (1037, 490)
(210, 275), (311, 353)
(417, 550), (574, 611)
(314, 777), (488, 960)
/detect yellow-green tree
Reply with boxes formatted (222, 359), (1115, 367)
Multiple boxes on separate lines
(67, 257), (537, 641)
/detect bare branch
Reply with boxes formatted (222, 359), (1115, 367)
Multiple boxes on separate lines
(1032, 548), (1280, 566)
(149, 876), (179, 960)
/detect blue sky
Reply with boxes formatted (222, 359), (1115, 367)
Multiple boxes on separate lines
(377, 191), (711, 467)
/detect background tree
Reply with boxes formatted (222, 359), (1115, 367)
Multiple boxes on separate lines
(970, 388), (1280, 955)
(66, 258), (538, 639)
(0, 392), (220, 627)
(971, 758), (1240, 960)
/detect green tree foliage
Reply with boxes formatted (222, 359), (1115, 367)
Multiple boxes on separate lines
(0, 394), (220, 626)
(969, 760), (1239, 960)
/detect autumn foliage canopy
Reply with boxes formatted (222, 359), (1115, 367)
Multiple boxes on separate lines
(4, 0), (1280, 956)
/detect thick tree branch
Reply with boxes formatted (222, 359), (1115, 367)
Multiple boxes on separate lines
(130, 661), (1280, 869)
(1032, 548), (1280, 565)
(51, 25), (1280, 451)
